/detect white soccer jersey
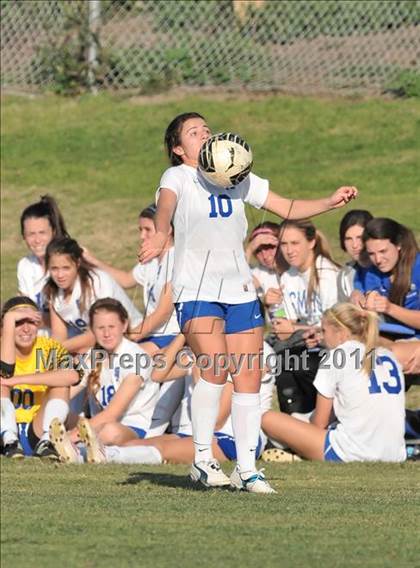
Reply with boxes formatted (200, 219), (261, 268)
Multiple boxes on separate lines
(280, 255), (339, 325)
(17, 255), (49, 309)
(251, 265), (280, 294)
(337, 262), (356, 302)
(132, 247), (179, 336)
(314, 341), (406, 462)
(157, 165), (269, 303)
(86, 337), (159, 431)
(52, 269), (142, 334)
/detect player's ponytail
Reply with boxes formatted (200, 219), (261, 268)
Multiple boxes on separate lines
(324, 303), (379, 375)
(164, 112), (206, 166)
(362, 218), (418, 306)
(20, 194), (69, 239)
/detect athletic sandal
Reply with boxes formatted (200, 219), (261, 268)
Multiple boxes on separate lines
(230, 466), (277, 494)
(261, 448), (302, 463)
(190, 459), (231, 487)
(77, 417), (106, 464)
(49, 418), (82, 464)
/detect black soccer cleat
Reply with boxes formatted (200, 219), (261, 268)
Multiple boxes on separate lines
(33, 439), (60, 461)
(3, 440), (25, 459)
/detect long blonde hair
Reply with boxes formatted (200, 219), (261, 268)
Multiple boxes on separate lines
(276, 219), (341, 308)
(323, 303), (379, 375)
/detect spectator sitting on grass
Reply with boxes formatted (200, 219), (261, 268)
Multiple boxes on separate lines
(0, 296), (79, 459)
(336, 209), (373, 302)
(43, 237), (143, 354)
(83, 204), (180, 356)
(268, 219), (340, 415)
(354, 218), (420, 338)
(262, 303), (406, 463)
(17, 194), (70, 333)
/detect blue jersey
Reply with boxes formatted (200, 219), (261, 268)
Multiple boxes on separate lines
(355, 253), (420, 335)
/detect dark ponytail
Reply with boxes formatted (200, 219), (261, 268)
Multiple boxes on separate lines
(164, 112), (205, 166)
(20, 194), (69, 239)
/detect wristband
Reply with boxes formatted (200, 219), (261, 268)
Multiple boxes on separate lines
(0, 360), (15, 378)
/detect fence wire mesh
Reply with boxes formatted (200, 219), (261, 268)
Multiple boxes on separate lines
(1, 0), (419, 95)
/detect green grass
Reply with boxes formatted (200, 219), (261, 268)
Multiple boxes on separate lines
(1, 459), (419, 568)
(1, 92), (420, 303)
(1, 92), (420, 566)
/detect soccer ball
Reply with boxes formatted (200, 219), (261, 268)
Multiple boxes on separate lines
(198, 132), (253, 189)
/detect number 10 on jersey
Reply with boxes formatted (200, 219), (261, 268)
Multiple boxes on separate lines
(208, 194), (233, 218)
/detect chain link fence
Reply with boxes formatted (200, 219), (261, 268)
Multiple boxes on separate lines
(1, 0), (419, 95)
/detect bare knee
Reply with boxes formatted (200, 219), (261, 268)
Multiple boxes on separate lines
(233, 369), (261, 393)
(1, 385), (11, 398)
(98, 423), (123, 445)
(47, 386), (70, 401)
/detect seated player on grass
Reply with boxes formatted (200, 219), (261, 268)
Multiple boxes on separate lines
(245, 222), (282, 316)
(83, 203), (180, 356)
(55, 297), (159, 450)
(336, 209), (373, 301)
(17, 194), (70, 333)
(262, 303), (406, 463)
(269, 219), (340, 415)
(354, 218), (420, 339)
(0, 297), (80, 459)
(44, 237), (143, 354)
(50, 336), (276, 491)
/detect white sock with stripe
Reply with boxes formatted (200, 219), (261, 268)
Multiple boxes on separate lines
(104, 445), (162, 464)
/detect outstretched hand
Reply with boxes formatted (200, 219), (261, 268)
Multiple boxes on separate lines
(328, 186), (358, 209)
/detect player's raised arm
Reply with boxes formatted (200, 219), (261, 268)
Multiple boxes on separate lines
(263, 186), (358, 220)
(138, 189), (176, 264)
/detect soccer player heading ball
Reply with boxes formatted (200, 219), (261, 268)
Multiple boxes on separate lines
(139, 112), (358, 494)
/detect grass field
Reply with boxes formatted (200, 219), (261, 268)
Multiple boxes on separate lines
(1, 459), (419, 568)
(1, 92), (420, 301)
(1, 92), (420, 567)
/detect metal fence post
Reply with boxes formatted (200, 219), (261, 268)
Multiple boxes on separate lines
(88, 0), (101, 94)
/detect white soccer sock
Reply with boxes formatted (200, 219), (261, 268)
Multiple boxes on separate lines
(41, 399), (69, 441)
(191, 377), (224, 463)
(104, 445), (163, 465)
(1, 397), (18, 445)
(231, 392), (261, 476)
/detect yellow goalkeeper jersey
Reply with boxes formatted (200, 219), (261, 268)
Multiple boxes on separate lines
(12, 336), (70, 423)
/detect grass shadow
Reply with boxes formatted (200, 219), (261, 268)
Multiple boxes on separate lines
(117, 470), (213, 491)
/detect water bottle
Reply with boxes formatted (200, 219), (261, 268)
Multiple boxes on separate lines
(269, 303), (286, 321)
